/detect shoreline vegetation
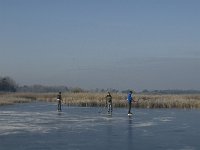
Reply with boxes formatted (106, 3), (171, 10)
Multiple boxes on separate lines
(1, 92), (200, 109)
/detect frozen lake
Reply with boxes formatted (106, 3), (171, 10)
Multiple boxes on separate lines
(1, 102), (200, 150)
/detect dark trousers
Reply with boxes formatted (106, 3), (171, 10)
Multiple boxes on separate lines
(128, 102), (132, 113)
(57, 100), (61, 111)
(107, 102), (112, 113)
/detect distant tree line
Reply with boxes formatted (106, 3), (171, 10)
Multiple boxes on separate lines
(1, 76), (200, 94)
(17, 85), (69, 93)
(91, 88), (119, 93)
(0, 76), (17, 92)
(140, 89), (200, 94)
(0, 76), (69, 93)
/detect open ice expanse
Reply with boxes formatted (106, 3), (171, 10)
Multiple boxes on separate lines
(1, 102), (200, 150)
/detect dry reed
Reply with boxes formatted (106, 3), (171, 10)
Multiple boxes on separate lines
(0, 93), (33, 106)
(1, 92), (200, 109)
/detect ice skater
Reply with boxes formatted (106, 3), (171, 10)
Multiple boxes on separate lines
(57, 92), (62, 112)
(106, 92), (112, 113)
(127, 91), (133, 115)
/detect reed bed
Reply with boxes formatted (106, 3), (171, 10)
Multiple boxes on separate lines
(0, 93), (33, 106)
(1, 92), (200, 109)
(136, 94), (200, 109)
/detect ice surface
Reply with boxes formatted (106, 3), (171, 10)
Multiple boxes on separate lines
(0, 102), (200, 150)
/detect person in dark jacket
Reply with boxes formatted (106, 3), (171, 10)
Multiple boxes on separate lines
(57, 92), (62, 111)
(106, 92), (112, 113)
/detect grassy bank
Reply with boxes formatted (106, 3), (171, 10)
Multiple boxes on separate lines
(1, 92), (200, 108)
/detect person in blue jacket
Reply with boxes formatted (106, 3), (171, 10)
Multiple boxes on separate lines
(127, 91), (133, 115)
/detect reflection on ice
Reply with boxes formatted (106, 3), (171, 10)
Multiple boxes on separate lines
(153, 116), (174, 122)
(133, 122), (156, 128)
(180, 146), (195, 150)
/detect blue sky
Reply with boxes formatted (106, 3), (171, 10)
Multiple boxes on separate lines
(0, 0), (200, 91)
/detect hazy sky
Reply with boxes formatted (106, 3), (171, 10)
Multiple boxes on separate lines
(1, 0), (200, 91)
